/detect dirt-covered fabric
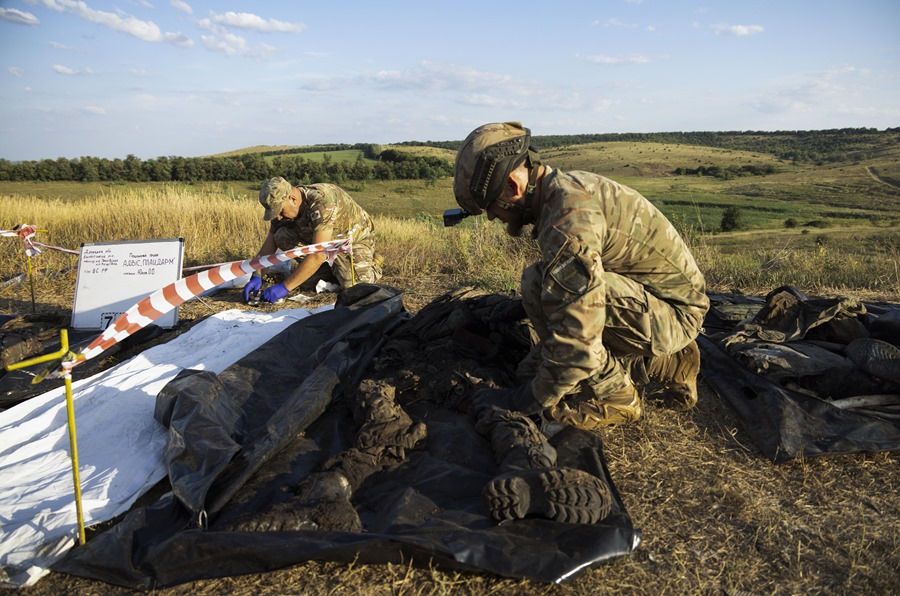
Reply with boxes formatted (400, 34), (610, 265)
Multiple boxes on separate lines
(700, 285), (900, 462)
(53, 285), (638, 588)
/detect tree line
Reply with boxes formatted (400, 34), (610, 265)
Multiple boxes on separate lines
(0, 148), (452, 184)
(4, 128), (897, 183)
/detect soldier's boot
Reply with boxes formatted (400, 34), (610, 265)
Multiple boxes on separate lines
(644, 340), (701, 411)
(482, 467), (613, 525)
(846, 337), (900, 383)
(476, 407), (557, 473)
(545, 383), (642, 430)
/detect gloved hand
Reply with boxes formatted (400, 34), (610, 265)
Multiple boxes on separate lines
(473, 382), (544, 415)
(261, 282), (290, 303)
(489, 298), (527, 330)
(242, 275), (262, 303)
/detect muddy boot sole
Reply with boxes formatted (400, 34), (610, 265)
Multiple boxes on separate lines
(846, 338), (900, 383)
(483, 467), (613, 525)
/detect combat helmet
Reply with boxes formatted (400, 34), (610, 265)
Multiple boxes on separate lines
(453, 122), (540, 215)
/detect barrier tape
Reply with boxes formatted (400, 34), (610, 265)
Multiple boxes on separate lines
(46, 237), (353, 378)
(1, 224), (43, 257)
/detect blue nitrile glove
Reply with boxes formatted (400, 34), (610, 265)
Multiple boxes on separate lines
(473, 382), (544, 416)
(242, 274), (262, 303)
(261, 282), (290, 303)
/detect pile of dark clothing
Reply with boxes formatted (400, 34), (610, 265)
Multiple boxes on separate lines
(55, 285), (638, 588)
(700, 285), (900, 462)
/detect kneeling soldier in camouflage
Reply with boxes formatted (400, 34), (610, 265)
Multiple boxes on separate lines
(243, 177), (383, 303)
(453, 122), (709, 429)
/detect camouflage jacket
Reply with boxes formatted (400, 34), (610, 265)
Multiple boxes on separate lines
(269, 183), (374, 245)
(530, 168), (709, 404)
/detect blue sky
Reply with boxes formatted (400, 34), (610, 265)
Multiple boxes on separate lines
(1, 0), (898, 161)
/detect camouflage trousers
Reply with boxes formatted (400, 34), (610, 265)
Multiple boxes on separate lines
(273, 227), (383, 288)
(520, 263), (704, 426)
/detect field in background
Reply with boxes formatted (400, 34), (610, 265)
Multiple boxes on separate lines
(2, 136), (898, 299)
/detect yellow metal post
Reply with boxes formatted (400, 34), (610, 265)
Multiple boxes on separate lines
(6, 329), (86, 545)
(26, 254), (36, 314)
(349, 229), (356, 286)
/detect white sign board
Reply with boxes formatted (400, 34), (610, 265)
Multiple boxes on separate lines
(72, 238), (184, 330)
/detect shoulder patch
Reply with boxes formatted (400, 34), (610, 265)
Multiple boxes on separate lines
(549, 254), (590, 294)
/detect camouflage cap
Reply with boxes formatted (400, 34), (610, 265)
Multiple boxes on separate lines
(453, 121), (532, 215)
(258, 176), (293, 221)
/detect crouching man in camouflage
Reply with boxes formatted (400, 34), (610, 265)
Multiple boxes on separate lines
(243, 176), (383, 303)
(455, 122), (709, 429)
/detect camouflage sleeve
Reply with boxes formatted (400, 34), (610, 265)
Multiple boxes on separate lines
(531, 191), (624, 407)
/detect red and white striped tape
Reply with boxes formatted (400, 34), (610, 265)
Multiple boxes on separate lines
(55, 237), (353, 376)
(1, 224), (80, 256)
(1, 224), (41, 257)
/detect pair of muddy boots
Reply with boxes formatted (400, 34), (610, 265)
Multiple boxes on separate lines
(476, 406), (614, 525)
(608, 338), (703, 424)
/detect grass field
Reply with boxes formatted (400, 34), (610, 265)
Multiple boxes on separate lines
(2, 139), (899, 595)
(3, 137), (898, 298)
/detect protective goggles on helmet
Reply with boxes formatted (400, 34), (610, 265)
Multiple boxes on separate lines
(468, 129), (532, 210)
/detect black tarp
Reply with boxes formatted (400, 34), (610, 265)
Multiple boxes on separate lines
(699, 288), (900, 463)
(53, 284), (639, 588)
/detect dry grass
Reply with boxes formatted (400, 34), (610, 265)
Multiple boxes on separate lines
(3, 185), (899, 595)
(4, 185), (899, 301)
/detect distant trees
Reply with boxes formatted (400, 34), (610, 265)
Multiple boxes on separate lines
(3, 128), (897, 183)
(674, 164), (778, 179)
(0, 149), (453, 184)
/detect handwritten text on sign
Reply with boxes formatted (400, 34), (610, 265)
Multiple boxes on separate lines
(72, 238), (184, 330)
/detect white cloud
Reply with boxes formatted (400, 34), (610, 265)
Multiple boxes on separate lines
(295, 62), (613, 114)
(0, 7), (40, 25)
(361, 62), (515, 92)
(752, 65), (874, 115)
(460, 93), (526, 110)
(603, 18), (638, 29)
(48, 41), (77, 49)
(209, 11), (305, 33)
(40, 0), (161, 41)
(131, 68), (148, 76)
(170, 0), (192, 15)
(8, 67), (25, 77)
(83, 105), (106, 114)
(52, 64), (79, 75)
(38, 0), (190, 43)
(712, 23), (764, 36)
(577, 53), (652, 65)
(197, 18), (278, 58)
(164, 31), (193, 47)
